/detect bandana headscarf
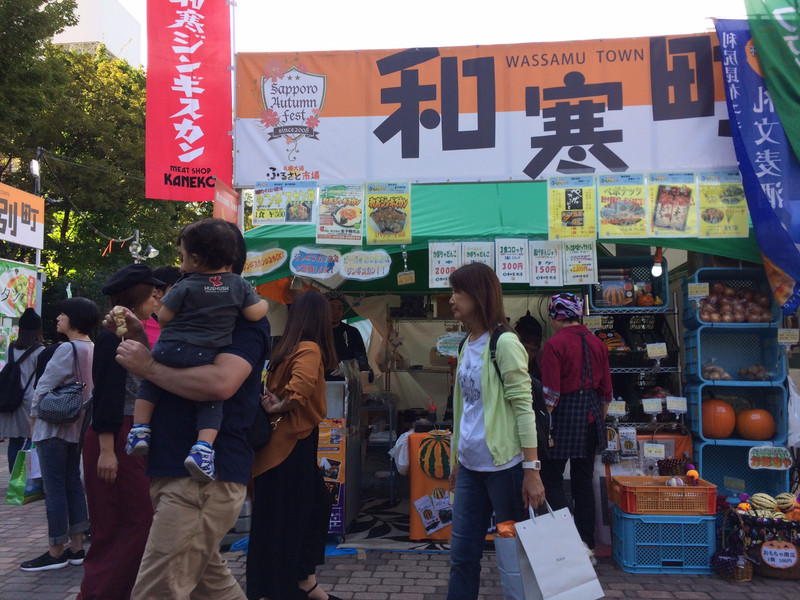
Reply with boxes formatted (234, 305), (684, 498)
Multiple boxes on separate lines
(548, 293), (584, 321)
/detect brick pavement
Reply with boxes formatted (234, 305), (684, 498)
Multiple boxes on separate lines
(1, 440), (799, 599)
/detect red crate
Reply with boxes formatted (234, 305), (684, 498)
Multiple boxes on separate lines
(611, 476), (717, 515)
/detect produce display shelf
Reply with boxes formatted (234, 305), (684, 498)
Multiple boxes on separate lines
(693, 441), (790, 498)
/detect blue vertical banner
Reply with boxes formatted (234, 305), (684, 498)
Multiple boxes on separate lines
(716, 19), (800, 314)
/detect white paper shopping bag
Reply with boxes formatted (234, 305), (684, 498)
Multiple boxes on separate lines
(514, 503), (604, 600)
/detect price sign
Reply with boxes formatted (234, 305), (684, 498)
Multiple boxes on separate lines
(723, 476), (746, 492)
(666, 396), (688, 414)
(397, 270), (416, 285)
(646, 342), (668, 359)
(495, 238), (529, 283)
(607, 400), (627, 417)
(687, 282), (709, 299)
(778, 328), (799, 346)
(761, 541), (799, 569)
(643, 443), (666, 459)
(583, 316), (603, 330)
(529, 240), (562, 286)
(642, 398), (663, 414)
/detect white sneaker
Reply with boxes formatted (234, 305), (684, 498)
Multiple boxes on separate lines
(584, 542), (598, 566)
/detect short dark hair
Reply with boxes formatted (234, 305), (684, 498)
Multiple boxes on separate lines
(152, 266), (182, 290)
(177, 218), (241, 271)
(58, 297), (100, 335)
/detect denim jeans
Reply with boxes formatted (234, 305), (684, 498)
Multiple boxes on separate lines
(36, 437), (89, 546)
(447, 462), (525, 600)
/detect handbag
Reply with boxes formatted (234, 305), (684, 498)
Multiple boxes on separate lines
(38, 341), (87, 425)
(5, 445), (45, 505)
(514, 502), (604, 600)
(246, 405), (272, 451)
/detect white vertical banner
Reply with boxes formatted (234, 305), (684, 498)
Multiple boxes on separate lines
(561, 239), (598, 285)
(495, 238), (529, 284)
(461, 241), (494, 268)
(429, 241), (462, 288)
(529, 240), (563, 287)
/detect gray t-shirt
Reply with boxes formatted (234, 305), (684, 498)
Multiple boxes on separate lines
(159, 272), (261, 348)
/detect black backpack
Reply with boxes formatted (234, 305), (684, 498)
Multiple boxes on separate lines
(0, 345), (41, 413)
(458, 330), (551, 459)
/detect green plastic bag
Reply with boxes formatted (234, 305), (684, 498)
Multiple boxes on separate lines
(5, 446), (44, 505)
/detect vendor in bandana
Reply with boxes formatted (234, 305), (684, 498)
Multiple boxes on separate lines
(540, 292), (612, 567)
(325, 290), (371, 378)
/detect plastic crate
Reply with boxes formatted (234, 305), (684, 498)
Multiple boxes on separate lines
(693, 441), (790, 499)
(681, 267), (781, 329)
(602, 313), (680, 369)
(685, 384), (788, 445)
(610, 476), (717, 515)
(612, 506), (715, 574)
(590, 256), (669, 311)
(684, 327), (786, 385)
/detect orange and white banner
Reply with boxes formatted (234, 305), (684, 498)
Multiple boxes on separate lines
(235, 33), (736, 186)
(0, 183), (44, 250)
(146, 0), (233, 201)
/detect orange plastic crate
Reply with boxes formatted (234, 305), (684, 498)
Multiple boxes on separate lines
(610, 476), (717, 515)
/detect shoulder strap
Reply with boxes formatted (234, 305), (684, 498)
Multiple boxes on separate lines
(66, 341), (83, 383)
(488, 328), (505, 382)
(8, 344), (39, 367)
(18, 344), (42, 392)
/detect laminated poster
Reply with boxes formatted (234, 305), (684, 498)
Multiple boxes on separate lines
(316, 183), (365, 245)
(597, 173), (647, 238)
(341, 250), (391, 281)
(0, 259), (37, 318)
(289, 246), (341, 279)
(365, 182), (411, 245)
(547, 175), (597, 240)
(495, 238), (529, 284)
(529, 240), (563, 287)
(429, 242), (461, 288)
(648, 172), (698, 237)
(318, 419), (346, 534)
(697, 170), (749, 238)
(561, 239), (598, 285)
(461, 241), (494, 268)
(413, 494), (444, 534)
(253, 180), (317, 226)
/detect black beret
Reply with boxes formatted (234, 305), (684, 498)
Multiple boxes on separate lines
(18, 307), (42, 330)
(102, 264), (165, 296)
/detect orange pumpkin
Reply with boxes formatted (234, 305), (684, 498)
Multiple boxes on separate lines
(735, 409), (776, 441)
(701, 398), (735, 439)
(785, 508), (800, 521)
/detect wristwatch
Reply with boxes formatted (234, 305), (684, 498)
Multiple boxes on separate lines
(522, 460), (541, 471)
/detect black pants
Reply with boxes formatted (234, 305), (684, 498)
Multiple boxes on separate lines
(540, 424), (599, 549)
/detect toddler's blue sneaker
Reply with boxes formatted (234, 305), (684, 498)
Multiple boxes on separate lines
(184, 442), (215, 482)
(125, 425), (151, 456)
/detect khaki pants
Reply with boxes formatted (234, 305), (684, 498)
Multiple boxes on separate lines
(132, 477), (247, 600)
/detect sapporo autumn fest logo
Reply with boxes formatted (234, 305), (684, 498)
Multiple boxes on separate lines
(258, 59), (327, 160)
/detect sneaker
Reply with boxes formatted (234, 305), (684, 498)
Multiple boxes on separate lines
(184, 443), (215, 482)
(583, 542), (598, 567)
(126, 425), (151, 456)
(20, 550), (68, 572)
(63, 548), (85, 565)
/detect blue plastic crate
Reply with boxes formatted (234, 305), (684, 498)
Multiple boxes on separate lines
(685, 384), (788, 444)
(612, 506), (715, 574)
(684, 327), (786, 385)
(693, 441), (790, 498)
(590, 256), (669, 312)
(681, 267), (781, 329)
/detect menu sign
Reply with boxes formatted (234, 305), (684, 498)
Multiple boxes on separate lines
(561, 239), (598, 285)
(495, 238), (529, 283)
(597, 173), (647, 238)
(365, 182), (411, 245)
(429, 242), (461, 288)
(697, 170), (749, 238)
(461, 241), (494, 268)
(316, 183), (365, 245)
(529, 240), (562, 287)
(548, 175), (597, 240)
(253, 180), (316, 226)
(648, 172), (697, 237)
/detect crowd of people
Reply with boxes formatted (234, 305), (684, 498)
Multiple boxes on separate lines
(0, 217), (611, 600)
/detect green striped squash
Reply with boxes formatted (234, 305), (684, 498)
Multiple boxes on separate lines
(419, 433), (451, 479)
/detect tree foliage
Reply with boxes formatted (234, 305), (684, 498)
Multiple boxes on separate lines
(0, 3), (210, 339)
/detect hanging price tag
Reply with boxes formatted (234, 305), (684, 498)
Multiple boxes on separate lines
(778, 328), (799, 346)
(583, 316), (603, 330)
(666, 396), (688, 414)
(646, 343), (668, 359)
(687, 283), (709, 299)
(607, 400), (627, 417)
(397, 270), (416, 285)
(644, 443), (666, 459)
(642, 398), (663, 414)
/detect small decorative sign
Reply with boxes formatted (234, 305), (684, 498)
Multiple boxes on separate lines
(341, 250), (391, 281)
(289, 246), (341, 279)
(646, 342), (668, 359)
(643, 443), (666, 459)
(761, 541), (799, 569)
(748, 446), (793, 470)
(687, 283), (709, 299)
(642, 398), (663, 414)
(583, 316), (603, 330)
(778, 328), (799, 346)
(666, 396), (688, 414)
(397, 270), (415, 285)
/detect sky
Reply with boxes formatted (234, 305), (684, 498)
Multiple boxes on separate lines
(119, 0), (747, 61)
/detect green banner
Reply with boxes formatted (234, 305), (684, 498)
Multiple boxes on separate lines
(746, 0), (800, 160)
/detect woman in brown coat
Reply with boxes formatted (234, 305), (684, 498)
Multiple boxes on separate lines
(247, 290), (342, 600)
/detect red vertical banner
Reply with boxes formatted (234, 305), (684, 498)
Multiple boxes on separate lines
(146, 0), (233, 202)
(213, 178), (240, 224)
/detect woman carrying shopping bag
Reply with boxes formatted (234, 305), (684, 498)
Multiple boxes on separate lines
(21, 297), (99, 571)
(446, 262), (545, 600)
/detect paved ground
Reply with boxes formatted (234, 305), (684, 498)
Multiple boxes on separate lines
(2, 440), (799, 599)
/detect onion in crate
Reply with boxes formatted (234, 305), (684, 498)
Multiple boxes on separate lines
(666, 477), (685, 487)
